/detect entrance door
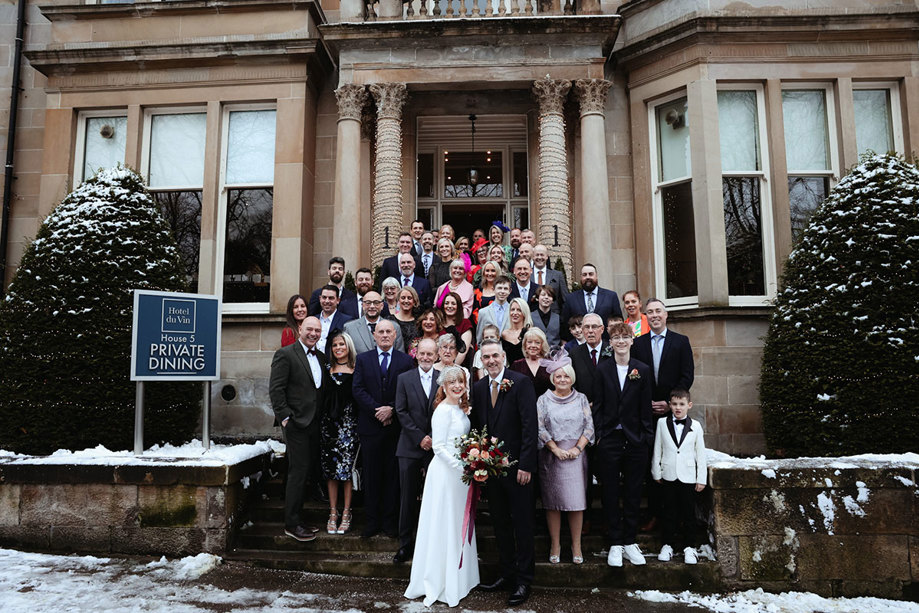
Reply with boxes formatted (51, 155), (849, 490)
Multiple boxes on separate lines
(442, 203), (507, 240)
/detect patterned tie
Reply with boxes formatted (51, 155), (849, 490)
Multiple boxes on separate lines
(591, 349), (598, 367)
(652, 334), (663, 381)
(587, 292), (594, 313)
(403, 276), (410, 286)
(538, 270), (544, 285)
(490, 379), (499, 407)
(423, 254), (431, 275)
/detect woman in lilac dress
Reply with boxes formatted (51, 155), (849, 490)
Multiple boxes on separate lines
(536, 352), (595, 565)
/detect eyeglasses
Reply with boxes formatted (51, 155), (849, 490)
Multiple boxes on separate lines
(582, 324), (603, 330)
(363, 300), (383, 305)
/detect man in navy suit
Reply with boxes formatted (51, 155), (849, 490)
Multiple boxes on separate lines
(509, 257), (538, 311)
(395, 252), (433, 308)
(630, 298), (694, 531)
(593, 322), (654, 568)
(379, 232), (422, 288)
(352, 319), (415, 539)
(340, 268), (381, 319)
(561, 263), (622, 339)
(473, 339), (538, 607)
(410, 219), (426, 257)
(308, 256), (355, 316)
(315, 285), (354, 352)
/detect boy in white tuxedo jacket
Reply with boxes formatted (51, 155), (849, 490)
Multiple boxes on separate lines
(651, 389), (707, 564)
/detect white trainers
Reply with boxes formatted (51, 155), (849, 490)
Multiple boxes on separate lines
(607, 545), (623, 567)
(683, 547), (698, 565)
(623, 543), (646, 565)
(657, 544), (673, 562)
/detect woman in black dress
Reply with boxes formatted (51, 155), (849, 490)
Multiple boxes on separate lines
(500, 297), (533, 365)
(321, 330), (358, 535)
(510, 327), (554, 398)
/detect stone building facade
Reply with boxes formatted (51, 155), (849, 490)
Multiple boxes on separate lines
(1, 0), (916, 455)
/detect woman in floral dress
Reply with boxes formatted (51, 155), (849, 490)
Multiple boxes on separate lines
(320, 330), (359, 534)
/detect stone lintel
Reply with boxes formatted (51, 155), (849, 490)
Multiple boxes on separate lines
(38, 0), (327, 25)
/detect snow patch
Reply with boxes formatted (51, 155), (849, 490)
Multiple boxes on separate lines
(816, 491), (836, 534)
(629, 588), (919, 612)
(761, 468), (776, 479)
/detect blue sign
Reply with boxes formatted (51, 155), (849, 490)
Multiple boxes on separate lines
(131, 290), (221, 381)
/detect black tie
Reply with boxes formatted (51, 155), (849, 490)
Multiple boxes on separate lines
(307, 348), (317, 357)
(369, 322), (376, 333)
(591, 349), (597, 367)
(674, 418), (687, 426)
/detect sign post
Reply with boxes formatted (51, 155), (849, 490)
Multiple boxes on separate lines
(131, 290), (221, 454)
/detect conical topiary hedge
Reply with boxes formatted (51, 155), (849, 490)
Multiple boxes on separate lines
(760, 153), (919, 457)
(0, 166), (199, 454)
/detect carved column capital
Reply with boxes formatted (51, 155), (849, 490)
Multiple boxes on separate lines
(369, 82), (408, 121)
(574, 79), (612, 117)
(335, 84), (369, 122)
(532, 76), (571, 116)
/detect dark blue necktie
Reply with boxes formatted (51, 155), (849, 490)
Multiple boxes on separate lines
(380, 351), (389, 374)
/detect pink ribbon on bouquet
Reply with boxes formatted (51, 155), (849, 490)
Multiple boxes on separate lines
(458, 483), (479, 569)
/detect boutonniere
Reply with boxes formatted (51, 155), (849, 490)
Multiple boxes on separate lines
(499, 379), (514, 393)
(600, 345), (614, 358)
(627, 368), (641, 381)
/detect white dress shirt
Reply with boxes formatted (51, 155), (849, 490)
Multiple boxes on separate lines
(298, 340), (323, 388)
(318, 309), (337, 352)
(419, 366), (434, 398)
(584, 288), (598, 312)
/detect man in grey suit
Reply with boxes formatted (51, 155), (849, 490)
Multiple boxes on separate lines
(392, 338), (439, 563)
(532, 244), (568, 310)
(343, 291), (404, 354)
(269, 316), (324, 542)
(476, 276), (513, 345)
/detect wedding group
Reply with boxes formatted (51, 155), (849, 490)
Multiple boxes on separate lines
(269, 220), (707, 608)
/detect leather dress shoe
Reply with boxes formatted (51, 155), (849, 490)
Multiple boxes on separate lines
(284, 525), (317, 542)
(478, 577), (513, 592)
(392, 547), (411, 563)
(507, 584), (531, 606)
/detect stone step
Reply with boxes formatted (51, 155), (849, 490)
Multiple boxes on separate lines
(224, 548), (720, 591)
(235, 521), (663, 555)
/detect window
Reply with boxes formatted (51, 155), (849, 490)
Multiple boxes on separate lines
(144, 111), (207, 293)
(76, 113), (127, 182)
(219, 108), (276, 308)
(782, 86), (838, 241)
(853, 84), (902, 157)
(650, 95), (697, 303)
(717, 88), (775, 301)
(443, 151), (503, 198)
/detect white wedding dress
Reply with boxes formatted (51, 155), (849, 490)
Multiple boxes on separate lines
(404, 401), (480, 607)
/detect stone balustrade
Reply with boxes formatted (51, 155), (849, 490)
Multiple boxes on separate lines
(363, 0), (581, 20)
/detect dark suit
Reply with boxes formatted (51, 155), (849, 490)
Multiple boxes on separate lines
(509, 280), (539, 311)
(352, 348), (415, 534)
(592, 357), (653, 546)
(471, 369), (538, 586)
(631, 329), (694, 401)
(394, 367), (437, 550)
(570, 341), (610, 404)
(406, 275), (433, 308)
(268, 341), (325, 529)
(308, 285), (355, 317)
(319, 311), (354, 347)
(532, 266), (568, 308)
(561, 288), (623, 338)
(380, 253), (423, 289)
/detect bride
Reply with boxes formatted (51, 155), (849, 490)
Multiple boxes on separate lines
(404, 365), (480, 607)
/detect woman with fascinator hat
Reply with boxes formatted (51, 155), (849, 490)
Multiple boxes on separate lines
(535, 348), (595, 565)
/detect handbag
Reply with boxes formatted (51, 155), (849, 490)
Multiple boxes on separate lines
(351, 443), (362, 491)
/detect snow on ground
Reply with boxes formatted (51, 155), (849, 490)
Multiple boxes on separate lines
(0, 439), (283, 467)
(630, 588), (919, 613)
(707, 449), (919, 470)
(0, 548), (360, 613)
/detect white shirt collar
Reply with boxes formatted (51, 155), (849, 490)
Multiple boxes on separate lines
(402, 273), (414, 283)
(489, 368), (506, 385)
(377, 346), (392, 358)
(418, 366), (433, 378)
(587, 341), (603, 352)
(320, 309), (337, 322)
(653, 327), (668, 338)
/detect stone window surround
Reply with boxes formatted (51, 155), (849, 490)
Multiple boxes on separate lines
(645, 77), (905, 312)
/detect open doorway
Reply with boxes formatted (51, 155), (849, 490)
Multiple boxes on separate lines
(442, 204), (507, 241)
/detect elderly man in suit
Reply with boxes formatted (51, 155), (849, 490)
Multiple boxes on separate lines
(308, 257), (355, 316)
(315, 285), (354, 352)
(343, 291), (404, 354)
(269, 316), (325, 542)
(593, 322), (653, 568)
(630, 297), (694, 532)
(392, 338), (439, 563)
(396, 252), (433, 308)
(569, 313), (609, 403)
(352, 319), (415, 538)
(473, 339), (538, 607)
(532, 244), (567, 309)
(561, 264), (622, 339)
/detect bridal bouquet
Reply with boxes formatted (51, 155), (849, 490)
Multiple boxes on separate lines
(455, 428), (516, 486)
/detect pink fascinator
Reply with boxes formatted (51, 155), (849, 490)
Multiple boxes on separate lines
(539, 347), (571, 374)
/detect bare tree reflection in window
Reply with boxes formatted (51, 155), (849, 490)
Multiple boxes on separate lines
(662, 181), (697, 299)
(154, 191), (202, 292)
(722, 177), (765, 296)
(224, 188), (273, 303)
(787, 177), (828, 242)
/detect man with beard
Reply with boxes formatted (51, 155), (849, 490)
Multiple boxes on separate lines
(561, 263), (622, 340)
(308, 257), (355, 316)
(340, 267), (386, 319)
(508, 228), (523, 261)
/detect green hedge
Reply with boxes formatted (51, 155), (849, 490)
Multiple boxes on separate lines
(0, 166), (199, 454)
(760, 153), (919, 457)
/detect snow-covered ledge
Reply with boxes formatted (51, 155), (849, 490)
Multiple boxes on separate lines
(0, 441), (277, 556)
(708, 451), (919, 600)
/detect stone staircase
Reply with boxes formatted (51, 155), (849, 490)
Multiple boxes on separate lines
(224, 467), (720, 591)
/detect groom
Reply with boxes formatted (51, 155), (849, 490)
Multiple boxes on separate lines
(472, 339), (538, 607)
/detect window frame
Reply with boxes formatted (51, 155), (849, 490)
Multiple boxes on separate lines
(716, 83), (778, 306)
(216, 102), (277, 315)
(648, 89), (697, 309)
(851, 81), (904, 156)
(73, 109), (129, 188)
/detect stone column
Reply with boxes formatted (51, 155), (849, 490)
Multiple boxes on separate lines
(532, 76), (572, 280)
(332, 84), (369, 274)
(574, 78), (615, 288)
(369, 83), (408, 269)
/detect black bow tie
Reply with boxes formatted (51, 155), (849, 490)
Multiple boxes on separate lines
(307, 348), (318, 357)
(673, 418), (687, 426)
